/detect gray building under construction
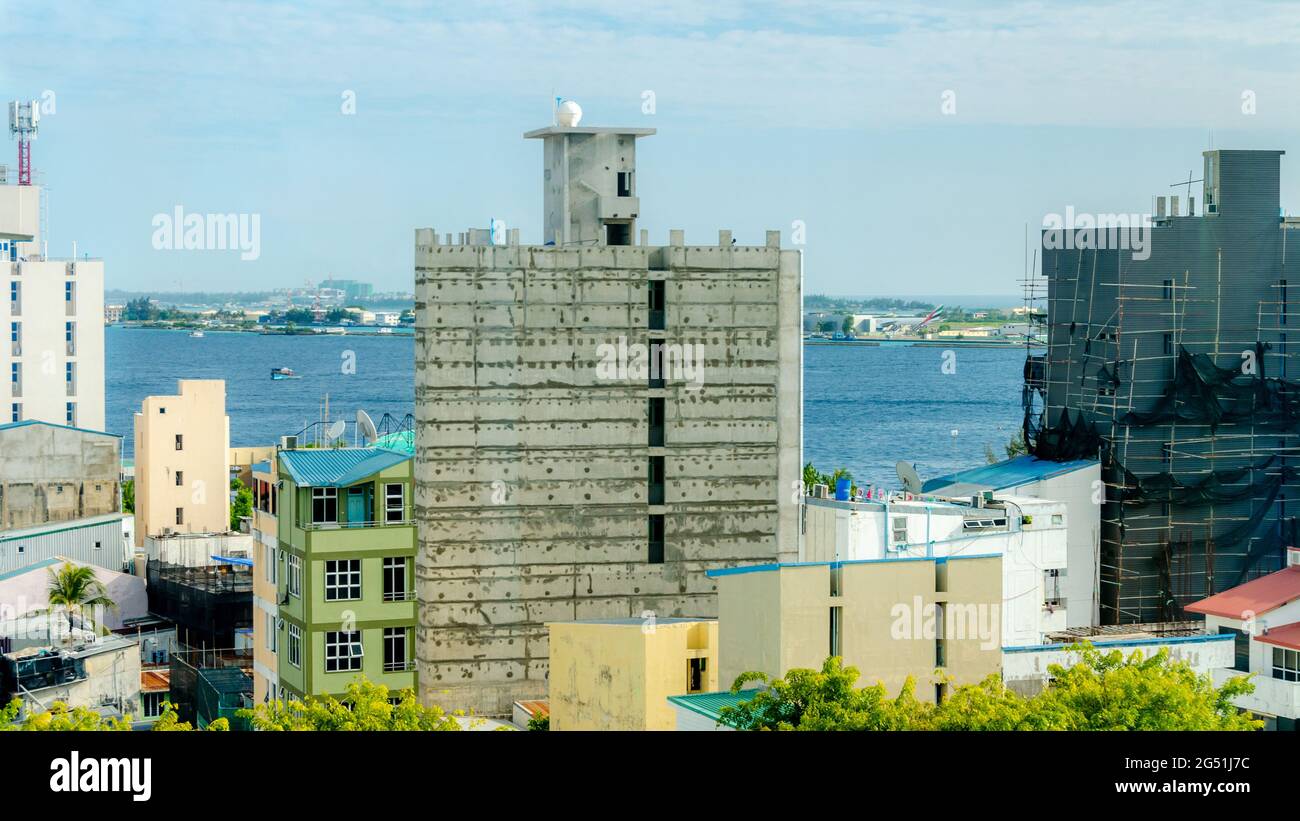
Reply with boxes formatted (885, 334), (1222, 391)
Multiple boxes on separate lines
(1028, 149), (1300, 623)
(413, 116), (803, 714)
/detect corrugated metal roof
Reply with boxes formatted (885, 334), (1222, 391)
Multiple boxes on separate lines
(0, 512), (125, 543)
(0, 419), (121, 439)
(666, 689), (762, 725)
(513, 699), (549, 718)
(278, 447), (410, 487)
(922, 455), (1097, 494)
(141, 670), (171, 692)
(1186, 566), (1300, 618)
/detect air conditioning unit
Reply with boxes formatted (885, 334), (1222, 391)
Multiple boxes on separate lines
(280, 435), (297, 450)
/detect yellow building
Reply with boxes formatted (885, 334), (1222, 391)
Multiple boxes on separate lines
(711, 556), (1003, 704)
(133, 380), (231, 547)
(547, 618), (718, 730)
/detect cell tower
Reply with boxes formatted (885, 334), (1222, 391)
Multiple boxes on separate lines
(8, 100), (40, 186)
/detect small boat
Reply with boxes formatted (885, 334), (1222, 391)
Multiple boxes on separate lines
(271, 367), (301, 380)
(377, 327), (393, 335)
(189, 331), (205, 338)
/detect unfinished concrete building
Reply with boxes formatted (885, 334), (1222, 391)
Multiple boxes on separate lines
(0, 419), (120, 530)
(1027, 149), (1300, 623)
(413, 117), (802, 714)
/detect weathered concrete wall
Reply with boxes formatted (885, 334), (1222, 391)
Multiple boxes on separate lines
(413, 236), (801, 715)
(0, 423), (120, 529)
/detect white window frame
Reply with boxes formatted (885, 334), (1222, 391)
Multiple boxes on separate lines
(142, 691), (166, 719)
(325, 630), (363, 673)
(383, 556), (408, 602)
(287, 554), (302, 598)
(383, 626), (408, 672)
(288, 624), (302, 668)
(325, 558), (361, 601)
(384, 483), (405, 523)
(312, 486), (338, 524)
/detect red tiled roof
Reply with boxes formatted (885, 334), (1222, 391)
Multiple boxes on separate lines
(141, 670), (171, 692)
(1257, 622), (1300, 652)
(1186, 566), (1300, 619)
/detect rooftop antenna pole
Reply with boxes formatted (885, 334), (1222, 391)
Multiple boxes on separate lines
(8, 100), (39, 186)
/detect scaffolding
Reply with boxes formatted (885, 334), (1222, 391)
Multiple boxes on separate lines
(1025, 149), (1300, 624)
(168, 647), (253, 729)
(146, 559), (253, 650)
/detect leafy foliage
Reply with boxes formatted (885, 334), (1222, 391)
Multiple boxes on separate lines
(230, 477), (253, 530)
(720, 645), (1262, 731)
(237, 677), (467, 731)
(527, 714), (550, 731)
(122, 478), (135, 513)
(0, 698), (224, 731)
(47, 562), (117, 632)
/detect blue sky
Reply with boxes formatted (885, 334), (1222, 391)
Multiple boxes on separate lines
(1, 0), (1298, 296)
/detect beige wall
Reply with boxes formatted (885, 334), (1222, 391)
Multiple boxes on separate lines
(548, 619), (717, 730)
(134, 380), (230, 547)
(718, 558), (1003, 704)
(251, 459), (278, 702)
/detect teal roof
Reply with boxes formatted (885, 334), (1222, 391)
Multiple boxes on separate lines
(0, 557), (62, 583)
(922, 455), (1096, 494)
(371, 430), (413, 454)
(666, 689), (762, 727)
(0, 419), (121, 439)
(279, 447), (410, 487)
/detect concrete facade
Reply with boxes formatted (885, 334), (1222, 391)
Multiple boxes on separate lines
(413, 119), (802, 715)
(0, 420), (120, 532)
(0, 184), (106, 431)
(133, 379), (231, 547)
(712, 557), (1004, 704)
(547, 617), (717, 730)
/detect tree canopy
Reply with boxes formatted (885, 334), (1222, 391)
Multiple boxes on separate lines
(237, 678), (468, 731)
(719, 646), (1261, 731)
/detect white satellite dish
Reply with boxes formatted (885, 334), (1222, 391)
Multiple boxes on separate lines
(556, 99), (582, 128)
(356, 410), (378, 445)
(326, 419), (346, 443)
(896, 461), (923, 494)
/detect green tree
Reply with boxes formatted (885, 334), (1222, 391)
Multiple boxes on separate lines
(817, 320), (835, 334)
(122, 479), (135, 513)
(46, 562), (117, 635)
(230, 477), (253, 531)
(238, 677), (467, 731)
(722, 644), (1261, 731)
(527, 714), (550, 731)
(841, 316), (854, 336)
(1, 698), (224, 731)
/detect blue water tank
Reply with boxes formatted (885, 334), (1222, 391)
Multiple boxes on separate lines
(835, 477), (851, 501)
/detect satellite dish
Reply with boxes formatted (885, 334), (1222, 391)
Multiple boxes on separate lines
(896, 461), (923, 494)
(356, 410), (378, 445)
(556, 99), (582, 127)
(326, 419), (346, 442)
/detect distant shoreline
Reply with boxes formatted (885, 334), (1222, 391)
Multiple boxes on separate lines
(804, 337), (1042, 349)
(110, 323), (413, 338)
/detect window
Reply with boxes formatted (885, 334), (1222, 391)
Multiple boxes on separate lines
(10, 403), (19, 423)
(687, 657), (707, 693)
(265, 612), (278, 652)
(175, 470), (183, 487)
(142, 692), (166, 719)
(1163, 332), (1174, 356)
(648, 455), (665, 505)
(617, 170), (632, 198)
(648, 340), (665, 388)
(648, 280), (665, 330)
(9, 280), (20, 313)
(265, 545), (277, 584)
(65, 321), (75, 355)
(648, 397), (665, 446)
(383, 557), (408, 601)
(605, 222), (631, 246)
(94, 541), (101, 550)
(1163, 278), (1174, 300)
(383, 627), (408, 672)
(174, 506), (183, 525)
(829, 606), (842, 657)
(325, 559), (361, 601)
(64, 280), (75, 311)
(175, 434), (183, 450)
(648, 514), (665, 564)
(935, 602), (947, 666)
(325, 630), (363, 672)
(65, 362), (75, 395)
(935, 683), (946, 705)
(1218, 626), (1250, 672)
(9, 321), (19, 355)
(1273, 648), (1300, 682)
(160, 407), (166, 414)
(384, 483), (405, 523)
(312, 487), (338, 524)
(288, 624), (302, 668)
(829, 563), (842, 597)
(287, 554), (302, 598)
(892, 517), (908, 545)
(1051, 513), (1063, 526)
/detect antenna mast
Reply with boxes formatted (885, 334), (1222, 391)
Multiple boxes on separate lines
(8, 100), (39, 186)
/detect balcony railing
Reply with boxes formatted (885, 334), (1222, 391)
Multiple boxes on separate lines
(383, 589), (416, 602)
(302, 518), (411, 531)
(383, 659), (416, 673)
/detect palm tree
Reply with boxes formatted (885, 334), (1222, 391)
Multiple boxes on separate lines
(47, 563), (117, 638)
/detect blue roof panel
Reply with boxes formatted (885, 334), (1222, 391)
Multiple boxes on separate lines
(922, 455), (1097, 494)
(278, 447), (411, 487)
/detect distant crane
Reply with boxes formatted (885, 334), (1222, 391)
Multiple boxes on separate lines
(8, 100), (39, 186)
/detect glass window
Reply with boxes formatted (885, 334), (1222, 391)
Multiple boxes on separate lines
(325, 630), (363, 672)
(312, 487), (338, 524)
(325, 558), (361, 601)
(383, 557), (408, 601)
(288, 624), (302, 668)
(384, 483), (404, 523)
(287, 554), (302, 598)
(383, 627), (408, 672)
(1272, 647), (1300, 683)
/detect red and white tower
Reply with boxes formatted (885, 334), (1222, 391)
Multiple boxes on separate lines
(8, 100), (39, 186)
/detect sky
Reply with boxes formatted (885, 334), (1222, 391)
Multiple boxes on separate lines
(1, 0), (1298, 297)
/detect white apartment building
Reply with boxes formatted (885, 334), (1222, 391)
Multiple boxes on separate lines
(0, 181), (105, 431)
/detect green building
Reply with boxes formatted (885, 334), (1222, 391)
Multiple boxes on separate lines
(274, 447), (416, 698)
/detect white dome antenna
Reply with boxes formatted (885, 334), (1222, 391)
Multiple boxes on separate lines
(556, 99), (582, 128)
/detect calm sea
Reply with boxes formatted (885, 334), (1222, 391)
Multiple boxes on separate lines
(106, 328), (1025, 487)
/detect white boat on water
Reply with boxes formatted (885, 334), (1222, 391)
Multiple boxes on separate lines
(189, 331), (205, 338)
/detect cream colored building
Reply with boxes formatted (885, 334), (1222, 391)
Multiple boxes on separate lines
(712, 557), (1004, 704)
(133, 380), (231, 547)
(548, 617), (718, 730)
(0, 183), (105, 430)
